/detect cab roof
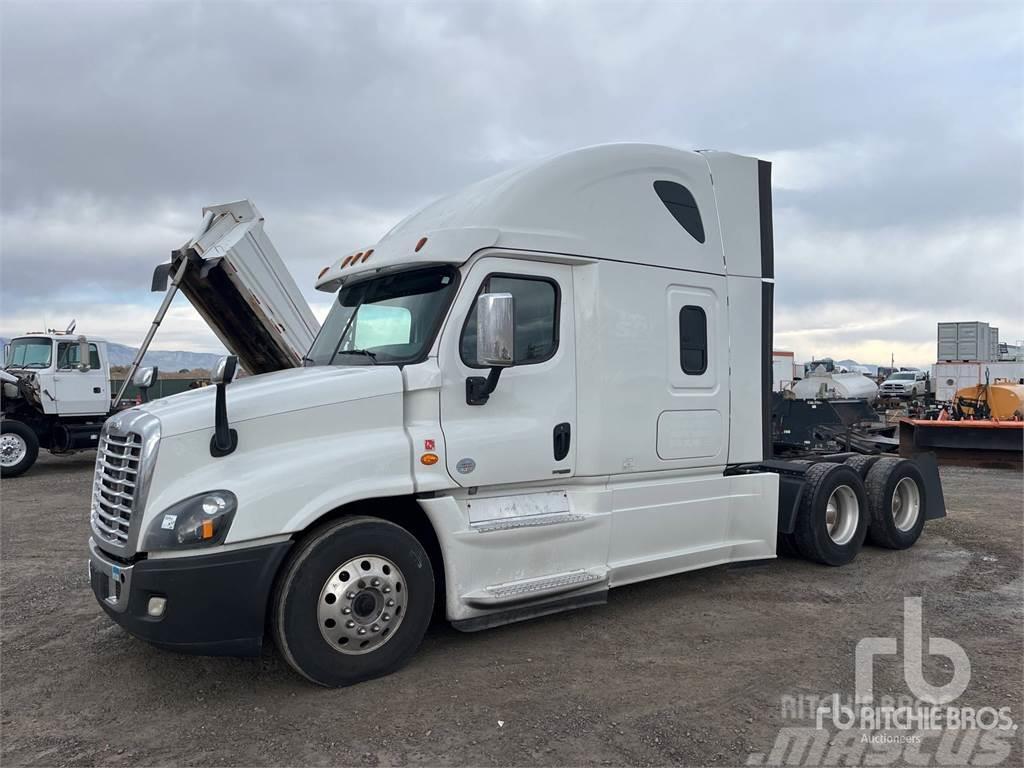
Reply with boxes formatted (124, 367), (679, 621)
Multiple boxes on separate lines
(316, 143), (765, 292)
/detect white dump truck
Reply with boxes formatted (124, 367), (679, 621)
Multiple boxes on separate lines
(0, 202), (318, 478)
(88, 144), (946, 687)
(2, 327), (125, 477)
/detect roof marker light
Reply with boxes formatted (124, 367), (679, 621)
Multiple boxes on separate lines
(415, 237), (428, 252)
(318, 266), (330, 279)
(341, 255), (354, 268)
(362, 249), (373, 263)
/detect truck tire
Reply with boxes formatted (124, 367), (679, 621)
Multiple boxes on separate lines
(844, 454), (881, 478)
(272, 516), (434, 687)
(0, 420), (39, 478)
(792, 463), (868, 566)
(864, 458), (926, 550)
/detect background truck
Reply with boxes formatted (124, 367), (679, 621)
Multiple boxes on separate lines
(87, 144), (946, 688)
(2, 328), (125, 477)
(0, 202), (318, 478)
(879, 369), (929, 398)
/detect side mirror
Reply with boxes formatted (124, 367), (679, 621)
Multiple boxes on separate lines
(210, 355), (238, 457)
(77, 336), (91, 372)
(133, 366), (158, 402)
(467, 293), (514, 406)
(3, 343), (9, 366)
(212, 355), (238, 385)
(475, 292), (515, 368)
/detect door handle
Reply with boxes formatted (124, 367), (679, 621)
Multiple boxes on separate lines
(553, 422), (571, 461)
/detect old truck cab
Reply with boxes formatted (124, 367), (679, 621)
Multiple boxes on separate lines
(88, 144), (945, 686)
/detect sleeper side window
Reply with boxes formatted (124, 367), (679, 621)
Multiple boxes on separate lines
(654, 180), (706, 243)
(679, 306), (707, 375)
(461, 275), (559, 367)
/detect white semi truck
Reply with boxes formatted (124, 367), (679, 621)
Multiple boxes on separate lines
(1, 201), (318, 478)
(88, 144), (946, 687)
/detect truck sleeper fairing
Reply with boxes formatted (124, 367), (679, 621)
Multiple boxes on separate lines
(151, 200), (319, 374)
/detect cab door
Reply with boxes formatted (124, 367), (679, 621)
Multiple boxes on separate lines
(53, 341), (109, 416)
(439, 256), (575, 488)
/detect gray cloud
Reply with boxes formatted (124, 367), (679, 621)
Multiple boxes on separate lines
(1, 0), (1021, 365)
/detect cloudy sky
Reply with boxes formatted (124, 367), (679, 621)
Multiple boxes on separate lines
(2, 1), (1021, 366)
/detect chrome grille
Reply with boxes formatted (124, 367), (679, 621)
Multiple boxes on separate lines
(91, 431), (143, 547)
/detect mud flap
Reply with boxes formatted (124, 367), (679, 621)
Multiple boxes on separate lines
(910, 451), (947, 520)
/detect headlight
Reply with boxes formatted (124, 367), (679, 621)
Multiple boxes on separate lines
(143, 491), (237, 551)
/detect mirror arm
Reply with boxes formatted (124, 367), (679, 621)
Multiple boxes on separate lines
(465, 366), (504, 406)
(210, 381), (238, 457)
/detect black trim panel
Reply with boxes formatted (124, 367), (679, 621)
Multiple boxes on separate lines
(91, 541), (292, 656)
(758, 160), (774, 279)
(761, 281), (774, 460)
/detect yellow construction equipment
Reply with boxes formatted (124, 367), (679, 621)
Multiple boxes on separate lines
(954, 380), (1024, 421)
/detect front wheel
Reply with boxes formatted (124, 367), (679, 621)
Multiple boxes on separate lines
(1, 420), (39, 478)
(272, 516), (434, 687)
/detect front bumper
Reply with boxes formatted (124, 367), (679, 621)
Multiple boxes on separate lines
(89, 537), (292, 656)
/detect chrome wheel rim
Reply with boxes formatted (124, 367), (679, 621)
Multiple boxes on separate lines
(892, 477), (921, 532)
(318, 554), (407, 655)
(825, 485), (859, 545)
(0, 433), (27, 467)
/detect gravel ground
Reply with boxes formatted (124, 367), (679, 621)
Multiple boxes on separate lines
(1, 453), (1021, 767)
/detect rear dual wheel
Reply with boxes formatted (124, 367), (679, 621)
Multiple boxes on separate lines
(864, 458), (926, 549)
(272, 517), (434, 687)
(793, 463), (868, 566)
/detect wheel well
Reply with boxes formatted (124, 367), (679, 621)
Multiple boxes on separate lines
(283, 495), (447, 618)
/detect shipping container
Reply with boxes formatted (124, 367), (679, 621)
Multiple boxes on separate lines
(937, 321), (994, 362)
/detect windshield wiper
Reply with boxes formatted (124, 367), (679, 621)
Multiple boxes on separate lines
(334, 349), (378, 364)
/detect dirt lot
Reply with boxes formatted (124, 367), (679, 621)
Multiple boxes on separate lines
(2, 454), (1021, 767)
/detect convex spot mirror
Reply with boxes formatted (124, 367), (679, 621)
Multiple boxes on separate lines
(212, 355), (238, 385)
(133, 366), (158, 389)
(475, 292), (515, 368)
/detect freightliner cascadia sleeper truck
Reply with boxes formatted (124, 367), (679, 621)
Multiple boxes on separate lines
(88, 144), (945, 686)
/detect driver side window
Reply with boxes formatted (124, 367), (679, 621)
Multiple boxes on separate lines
(57, 342), (101, 370)
(460, 274), (559, 367)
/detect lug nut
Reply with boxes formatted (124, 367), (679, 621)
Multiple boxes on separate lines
(386, 599), (394, 607)
(382, 613), (391, 622)
(346, 591), (355, 599)
(346, 620), (355, 628)
(342, 607), (351, 615)
(371, 624), (380, 632)
(382, 587), (391, 594)
(371, 578), (380, 587)
(357, 627), (367, 635)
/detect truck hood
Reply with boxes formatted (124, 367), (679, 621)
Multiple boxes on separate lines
(134, 365), (404, 438)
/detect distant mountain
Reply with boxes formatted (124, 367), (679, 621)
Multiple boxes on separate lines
(1, 337), (222, 372)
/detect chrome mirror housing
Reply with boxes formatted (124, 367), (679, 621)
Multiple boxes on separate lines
(212, 355), (238, 385)
(132, 366), (158, 390)
(475, 292), (514, 368)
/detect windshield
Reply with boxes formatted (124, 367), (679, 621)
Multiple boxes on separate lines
(891, 373), (916, 380)
(6, 338), (53, 369)
(306, 266), (459, 366)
